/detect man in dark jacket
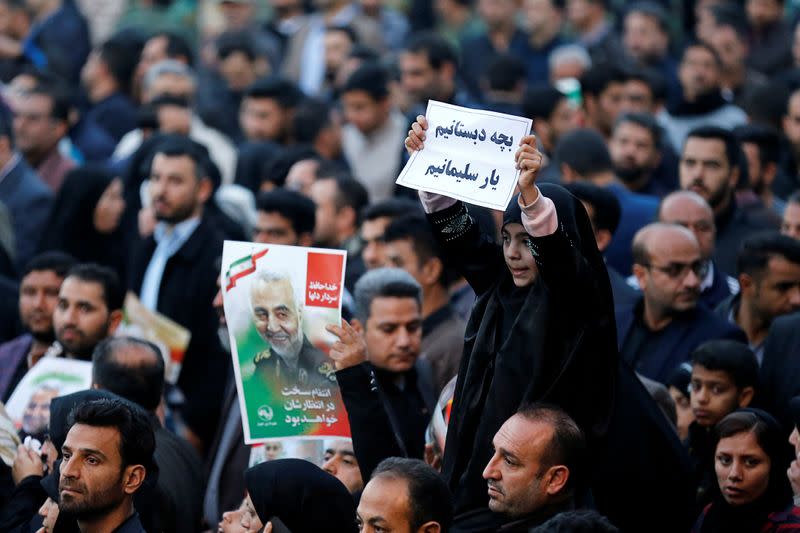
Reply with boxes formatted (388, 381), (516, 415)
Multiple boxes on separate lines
(128, 137), (227, 451)
(757, 313), (800, 430)
(618, 222), (746, 383)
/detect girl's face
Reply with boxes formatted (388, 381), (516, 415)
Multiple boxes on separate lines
(715, 430), (771, 506)
(240, 493), (264, 533)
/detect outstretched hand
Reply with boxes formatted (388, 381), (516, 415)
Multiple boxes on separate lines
(325, 319), (367, 370)
(514, 135), (543, 205)
(404, 115), (428, 155)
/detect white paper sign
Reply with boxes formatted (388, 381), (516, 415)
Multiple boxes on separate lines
(396, 100), (532, 211)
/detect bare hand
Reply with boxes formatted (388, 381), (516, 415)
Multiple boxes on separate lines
(424, 443), (442, 472)
(789, 460), (800, 497)
(263, 522), (273, 533)
(325, 320), (367, 370)
(404, 115), (428, 155)
(12, 444), (44, 485)
(514, 135), (543, 205)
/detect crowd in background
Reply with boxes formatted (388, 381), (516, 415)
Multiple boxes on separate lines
(1, 0), (800, 531)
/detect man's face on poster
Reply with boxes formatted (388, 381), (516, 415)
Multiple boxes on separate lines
(22, 386), (59, 435)
(251, 277), (303, 359)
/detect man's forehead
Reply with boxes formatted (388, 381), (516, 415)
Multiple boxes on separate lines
(361, 218), (390, 238)
(64, 424), (121, 455)
(60, 277), (105, 303)
(496, 416), (554, 458)
(683, 137), (726, 159)
(369, 296), (420, 319)
(22, 269), (63, 286)
(660, 200), (712, 223)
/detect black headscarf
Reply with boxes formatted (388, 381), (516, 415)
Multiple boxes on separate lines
(244, 459), (358, 533)
(699, 408), (792, 533)
(48, 389), (120, 452)
(37, 166), (127, 273)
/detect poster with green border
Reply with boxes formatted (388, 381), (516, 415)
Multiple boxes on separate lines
(221, 240), (351, 444)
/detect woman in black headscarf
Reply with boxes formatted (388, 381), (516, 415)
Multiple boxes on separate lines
(692, 408), (797, 532)
(242, 459), (357, 533)
(37, 166), (127, 276)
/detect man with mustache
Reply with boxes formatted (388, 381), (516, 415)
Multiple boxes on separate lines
(679, 125), (778, 275)
(616, 223), (746, 383)
(59, 398), (155, 533)
(249, 271), (334, 388)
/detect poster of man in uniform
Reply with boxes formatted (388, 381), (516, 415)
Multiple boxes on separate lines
(221, 241), (350, 444)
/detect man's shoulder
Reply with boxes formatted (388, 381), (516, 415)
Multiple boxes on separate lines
(0, 334), (31, 358)
(689, 304), (746, 340)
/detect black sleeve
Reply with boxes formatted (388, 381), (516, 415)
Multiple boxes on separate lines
(337, 364), (405, 483)
(427, 201), (505, 296)
(0, 474), (45, 532)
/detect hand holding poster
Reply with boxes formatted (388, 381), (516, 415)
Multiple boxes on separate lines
(396, 100), (533, 210)
(221, 241), (350, 444)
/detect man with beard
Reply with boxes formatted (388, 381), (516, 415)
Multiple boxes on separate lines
(59, 398), (155, 533)
(609, 113), (670, 197)
(617, 223), (746, 383)
(734, 124), (786, 216)
(250, 271), (334, 388)
(0, 251), (75, 401)
(53, 263), (123, 360)
(129, 137), (227, 452)
(657, 43), (747, 152)
(679, 125), (778, 275)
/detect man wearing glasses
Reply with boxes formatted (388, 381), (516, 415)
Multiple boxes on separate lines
(616, 222), (746, 383)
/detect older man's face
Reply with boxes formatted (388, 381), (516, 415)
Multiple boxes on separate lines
(251, 278), (302, 357)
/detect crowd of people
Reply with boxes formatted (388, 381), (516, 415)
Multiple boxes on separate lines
(0, 0), (799, 531)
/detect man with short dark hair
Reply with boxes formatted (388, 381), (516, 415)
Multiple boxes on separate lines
(80, 37), (140, 143)
(521, 0), (569, 84)
(716, 233), (800, 363)
(53, 262), (124, 360)
(609, 112), (669, 197)
(60, 398), (155, 533)
(622, 2), (677, 102)
(254, 188), (316, 246)
(358, 457), (453, 533)
(383, 214), (466, 393)
(782, 192), (800, 240)
(521, 84), (579, 159)
(328, 268), (436, 480)
(239, 76), (305, 144)
(134, 31), (194, 100)
(565, 0), (623, 65)
(129, 137), (227, 450)
(483, 404), (586, 529)
(360, 198), (424, 271)
(618, 223), (746, 383)
(555, 128), (658, 275)
(734, 124), (785, 216)
(0, 110), (52, 269)
(12, 82), (75, 191)
(709, 9), (768, 108)
(341, 62), (406, 202)
(292, 98), (343, 161)
(579, 64), (628, 140)
(92, 336), (205, 533)
(0, 251), (75, 401)
(657, 43), (747, 151)
(745, 0), (792, 75)
(679, 125), (778, 274)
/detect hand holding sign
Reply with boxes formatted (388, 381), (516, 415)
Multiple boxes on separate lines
(404, 111), (543, 207)
(325, 319), (367, 371)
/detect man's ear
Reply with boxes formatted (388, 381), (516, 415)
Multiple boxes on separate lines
(420, 257), (443, 287)
(122, 464), (146, 495)
(738, 386), (755, 408)
(544, 465), (570, 496)
(739, 273), (754, 295)
(632, 263), (647, 290)
(197, 177), (214, 205)
(108, 309), (123, 334)
(728, 166), (740, 192)
(416, 522), (442, 533)
(763, 162), (778, 187)
(337, 206), (357, 235)
(595, 228), (613, 253)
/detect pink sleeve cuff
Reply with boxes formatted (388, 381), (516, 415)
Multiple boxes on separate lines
(519, 187), (558, 237)
(419, 191), (458, 213)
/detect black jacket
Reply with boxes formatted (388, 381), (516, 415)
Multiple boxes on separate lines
(128, 218), (228, 446)
(713, 198), (778, 276)
(756, 313), (800, 430)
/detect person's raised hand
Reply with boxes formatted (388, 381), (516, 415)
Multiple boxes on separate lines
(263, 522), (273, 533)
(514, 135), (543, 206)
(789, 459), (800, 500)
(12, 444), (44, 485)
(325, 319), (367, 370)
(404, 115), (428, 155)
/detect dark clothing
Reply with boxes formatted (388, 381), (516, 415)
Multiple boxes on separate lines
(693, 505), (800, 533)
(0, 157), (53, 269)
(24, 3), (90, 85)
(153, 425), (205, 533)
(129, 218), (228, 446)
(69, 116), (118, 162)
(0, 334), (32, 402)
(37, 167), (128, 277)
(756, 313), (800, 430)
(244, 459), (358, 533)
(113, 513), (147, 533)
(83, 92), (138, 144)
(604, 183), (658, 276)
(421, 303), (466, 393)
(459, 29), (531, 101)
(0, 274), (19, 343)
(524, 35), (569, 87)
(429, 186), (617, 522)
(337, 361), (435, 481)
(713, 197), (779, 276)
(253, 337), (337, 389)
(686, 422), (718, 513)
(702, 263), (736, 311)
(748, 22), (793, 76)
(0, 474), (45, 532)
(608, 264), (639, 310)
(616, 297), (747, 383)
(497, 499), (575, 531)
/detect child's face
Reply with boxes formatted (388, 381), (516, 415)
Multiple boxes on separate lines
(690, 364), (744, 428)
